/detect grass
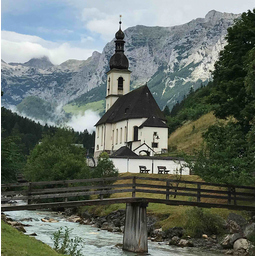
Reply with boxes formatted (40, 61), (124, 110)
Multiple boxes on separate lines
(168, 112), (227, 154)
(80, 173), (253, 231)
(1, 220), (63, 256)
(63, 100), (104, 115)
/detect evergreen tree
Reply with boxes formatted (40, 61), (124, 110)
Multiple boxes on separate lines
(210, 9), (255, 131)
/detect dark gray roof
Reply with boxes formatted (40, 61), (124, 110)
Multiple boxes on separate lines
(109, 52), (129, 69)
(111, 146), (138, 157)
(96, 85), (166, 126)
(139, 116), (168, 128)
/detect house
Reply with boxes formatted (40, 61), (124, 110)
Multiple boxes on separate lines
(94, 19), (168, 159)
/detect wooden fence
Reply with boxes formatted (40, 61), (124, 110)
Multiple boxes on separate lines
(1, 176), (255, 211)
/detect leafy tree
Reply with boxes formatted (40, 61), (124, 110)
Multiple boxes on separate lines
(92, 152), (118, 179)
(24, 129), (91, 181)
(1, 133), (26, 183)
(190, 122), (254, 185)
(210, 9), (255, 131)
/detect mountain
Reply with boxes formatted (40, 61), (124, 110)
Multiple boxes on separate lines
(1, 10), (240, 124)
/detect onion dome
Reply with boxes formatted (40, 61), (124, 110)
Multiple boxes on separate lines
(109, 17), (129, 70)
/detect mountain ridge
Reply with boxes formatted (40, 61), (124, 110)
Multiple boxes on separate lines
(1, 10), (240, 125)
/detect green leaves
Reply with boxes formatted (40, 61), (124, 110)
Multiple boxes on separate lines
(191, 122), (254, 185)
(92, 152), (118, 179)
(24, 130), (91, 182)
(210, 9), (255, 130)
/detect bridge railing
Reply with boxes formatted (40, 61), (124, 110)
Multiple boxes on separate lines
(1, 176), (255, 211)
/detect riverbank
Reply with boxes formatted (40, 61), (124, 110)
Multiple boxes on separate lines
(3, 210), (221, 256)
(2, 205), (254, 256)
(1, 218), (62, 256)
(69, 205), (255, 256)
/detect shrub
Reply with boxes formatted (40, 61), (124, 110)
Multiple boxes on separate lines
(52, 226), (83, 256)
(184, 207), (225, 238)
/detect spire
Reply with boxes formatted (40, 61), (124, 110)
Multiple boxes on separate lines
(109, 16), (129, 70)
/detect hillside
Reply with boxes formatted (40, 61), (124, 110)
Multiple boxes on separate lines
(1, 10), (239, 124)
(168, 112), (226, 154)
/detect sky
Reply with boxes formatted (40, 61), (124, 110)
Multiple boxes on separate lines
(1, 0), (255, 65)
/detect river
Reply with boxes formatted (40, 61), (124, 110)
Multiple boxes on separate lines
(4, 204), (223, 256)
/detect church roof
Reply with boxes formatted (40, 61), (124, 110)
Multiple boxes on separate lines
(139, 116), (168, 128)
(96, 85), (166, 126)
(111, 146), (138, 157)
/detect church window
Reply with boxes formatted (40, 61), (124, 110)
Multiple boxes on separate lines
(120, 128), (123, 144)
(108, 77), (110, 91)
(116, 129), (118, 144)
(112, 130), (114, 145)
(133, 126), (138, 141)
(101, 126), (104, 146)
(152, 142), (158, 148)
(118, 77), (124, 90)
(125, 126), (127, 142)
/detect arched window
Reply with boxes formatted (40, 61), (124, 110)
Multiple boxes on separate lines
(133, 126), (138, 141)
(118, 77), (124, 90)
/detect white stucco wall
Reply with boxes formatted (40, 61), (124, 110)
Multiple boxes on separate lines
(110, 157), (190, 175)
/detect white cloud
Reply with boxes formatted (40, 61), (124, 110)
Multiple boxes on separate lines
(66, 110), (100, 133)
(1, 31), (97, 65)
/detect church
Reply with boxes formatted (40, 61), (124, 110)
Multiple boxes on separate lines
(94, 20), (168, 158)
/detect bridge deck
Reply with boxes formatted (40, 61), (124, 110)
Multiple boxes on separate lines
(2, 176), (254, 212)
(1, 197), (254, 212)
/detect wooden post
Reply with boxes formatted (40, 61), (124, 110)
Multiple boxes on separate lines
(166, 181), (170, 200)
(64, 182), (68, 202)
(228, 186), (231, 204)
(28, 182), (32, 205)
(123, 202), (148, 253)
(132, 176), (136, 198)
(197, 184), (201, 202)
(233, 187), (237, 206)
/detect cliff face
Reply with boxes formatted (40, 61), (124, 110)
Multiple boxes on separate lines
(1, 10), (240, 123)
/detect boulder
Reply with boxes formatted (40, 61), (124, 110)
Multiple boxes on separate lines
(177, 239), (194, 247)
(169, 236), (180, 246)
(15, 226), (26, 233)
(67, 216), (82, 223)
(81, 211), (91, 221)
(244, 223), (255, 240)
(227, 213), (247, 228)
(163, 227), (184, 239)
(221, 233), (244, 249)
(227, 220), (242, 234)
(233, 238), (249, 256)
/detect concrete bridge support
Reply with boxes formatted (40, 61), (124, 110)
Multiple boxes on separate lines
(123, 202), (148, 253)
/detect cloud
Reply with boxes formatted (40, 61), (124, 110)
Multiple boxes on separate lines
(66, 110), (100, 133)
(1, 31), (97, 65)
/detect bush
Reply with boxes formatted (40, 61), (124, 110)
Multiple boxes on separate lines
(52, 226), (83, 256)
(184, 207), (225, 238)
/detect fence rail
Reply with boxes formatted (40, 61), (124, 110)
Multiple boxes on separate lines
(1, 176), (254, 211)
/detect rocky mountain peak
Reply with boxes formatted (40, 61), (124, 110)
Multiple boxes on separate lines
(23, 56), (54, 70)
(204, 10), (239, 24)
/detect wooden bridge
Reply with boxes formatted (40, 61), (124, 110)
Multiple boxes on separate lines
(2, 176), (255, 253)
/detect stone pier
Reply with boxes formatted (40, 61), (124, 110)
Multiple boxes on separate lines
(123, 202), (148, 253)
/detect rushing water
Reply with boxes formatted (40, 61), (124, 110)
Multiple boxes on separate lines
(4, 203), (223, 256)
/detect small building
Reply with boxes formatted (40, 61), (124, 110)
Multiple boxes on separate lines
(94, 20), (168, 158)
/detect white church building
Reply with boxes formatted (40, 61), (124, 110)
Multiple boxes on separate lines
(93, 20), (190, 175)
(94, 20), (168, 159)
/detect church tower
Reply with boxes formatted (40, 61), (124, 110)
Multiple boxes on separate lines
(105, 16), (131, 111)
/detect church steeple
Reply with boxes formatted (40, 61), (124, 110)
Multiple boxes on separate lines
(106, 16), (131, 112)
(109, 15), (129, 70)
